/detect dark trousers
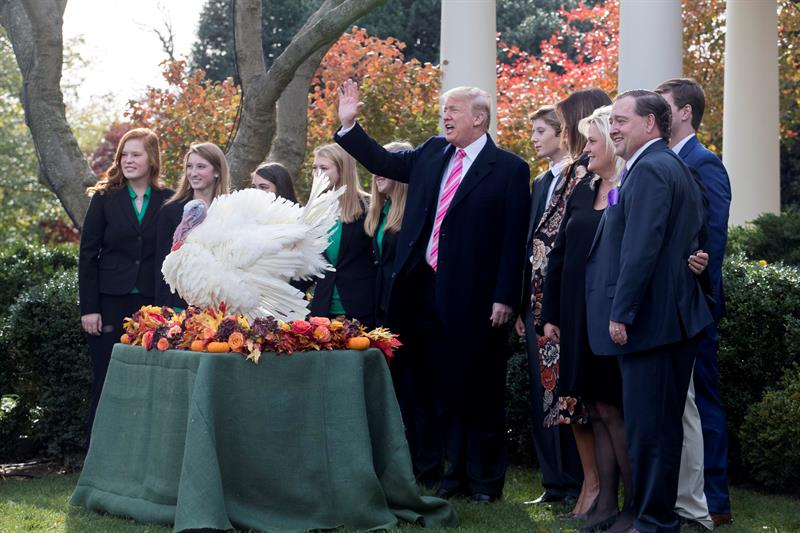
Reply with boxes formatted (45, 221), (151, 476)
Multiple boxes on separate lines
(694, 323), (731, 514)
(86, 293), (148, 435)
(524, 310), (582, 498)
(619, 337), (697, 533)
(397, 263), (508, 497)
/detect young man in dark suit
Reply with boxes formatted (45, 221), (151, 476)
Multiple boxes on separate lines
(335, 79), (530, 502)
(516, 105), (582, 506)
(657, 78), (733, 527)
(585, 90), (714, 532)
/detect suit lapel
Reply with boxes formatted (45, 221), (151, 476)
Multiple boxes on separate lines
(113, 186), (142, 234)
(139, 188), (163, 231)
(425, 144), (456, 212)
(448, 135), (495, 211)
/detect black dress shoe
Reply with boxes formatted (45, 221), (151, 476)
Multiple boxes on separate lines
(436, 486), (466, 499)
(524, 491), (565, 504)
(470, 492), (498, 504)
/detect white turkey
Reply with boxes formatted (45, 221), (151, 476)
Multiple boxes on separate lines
(161, 173), (344, 321)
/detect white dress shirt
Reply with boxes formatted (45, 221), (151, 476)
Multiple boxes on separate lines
(425, 134), (488, 266)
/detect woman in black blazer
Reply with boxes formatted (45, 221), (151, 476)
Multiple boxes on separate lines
(79, 128), (172, 430)
(363, 141), (411, 327)
(154, 142), (231, 309)
(308, 143), (376, 327)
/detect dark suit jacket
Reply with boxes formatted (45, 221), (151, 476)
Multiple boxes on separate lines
(679, 135), (731, 320)
(372, 227), (399, 327)
(585, 139), (713, 356)
(309, 212), (377, 326)
(336, 123), (530, 377)
(79, 185), (173, 315)
(154, 199), (189, 309)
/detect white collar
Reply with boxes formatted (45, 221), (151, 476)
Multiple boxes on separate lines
(549, 156), (570, 179)
(671, 133), (695, 155)
(453, 133), (488, 162)
(625, 138), (661, 170)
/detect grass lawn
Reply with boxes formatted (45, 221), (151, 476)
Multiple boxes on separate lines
(1, 465), (799, 532)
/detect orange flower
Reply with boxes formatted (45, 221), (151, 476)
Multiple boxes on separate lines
(228, 331), (245, 351)
(330, 320), (344, 331)
(156, 338), (170, 351)
(310, 316), (331, 327)
(313, 326), (332, 343)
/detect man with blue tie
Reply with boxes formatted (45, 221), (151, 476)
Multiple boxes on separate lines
(515, 105), (582, 505)
(657, 78), (733, 528)
(585, 90), (714, 532)
(335, 79), (531, 503)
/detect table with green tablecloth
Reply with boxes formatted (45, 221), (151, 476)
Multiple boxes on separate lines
(70, 344), (456, 532)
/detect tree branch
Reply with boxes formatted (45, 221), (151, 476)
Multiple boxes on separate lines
(1, 0), (94, 228)
(226, 0), (386, 187)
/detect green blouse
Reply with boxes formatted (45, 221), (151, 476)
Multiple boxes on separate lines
(376, 199), (392, 256)
(324, 220), (347, 316)
(127, 183), (151, 294)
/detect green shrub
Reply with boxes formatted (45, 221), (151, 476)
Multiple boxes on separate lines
(739, 365), (800, 493)
(3, 269), (90, 467)
(506, 350), (533, 466)
(0, 242), (77, 312)
(0, 394), (36, 461)
(718, 254), (800, 478)
(726, 209), (800, 265)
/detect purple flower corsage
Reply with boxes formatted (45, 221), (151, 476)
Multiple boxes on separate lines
(607, 187), (620, 207)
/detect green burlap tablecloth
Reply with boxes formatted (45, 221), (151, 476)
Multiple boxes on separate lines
(70, 344), (456, 532)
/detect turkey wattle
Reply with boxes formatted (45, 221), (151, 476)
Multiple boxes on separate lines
(161, 173), (344, 321)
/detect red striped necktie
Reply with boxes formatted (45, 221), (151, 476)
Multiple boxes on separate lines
(429, 149), (466, 271)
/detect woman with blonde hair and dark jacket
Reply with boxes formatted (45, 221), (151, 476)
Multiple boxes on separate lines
(309, 143), (376, 326)
(154, 142), (231, 310)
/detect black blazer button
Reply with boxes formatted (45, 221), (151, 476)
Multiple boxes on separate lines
(391, 272), (397, 279)
(135, 260), (140, 265)
(373, 260), (379, 265)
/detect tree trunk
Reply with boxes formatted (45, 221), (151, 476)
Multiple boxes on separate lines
(0, 0), (95, 229)
(266, 46), (328, 182)
(227, 0), (386, 188)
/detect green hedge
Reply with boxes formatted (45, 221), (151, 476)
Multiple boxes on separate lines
(740, 365), (800, 493)
(0, 242), (77, 312)
(1, 269), (90, 466)
(726, 208), (800, 266)
(717, 255), (800, 479)
(506, 351), (533, 466)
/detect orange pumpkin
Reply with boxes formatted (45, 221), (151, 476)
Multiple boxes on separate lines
(347, 336), (371, 350)
(120, 334), (131, 345)
(190, 340), (206, 352)
(207, 341), (231, 353)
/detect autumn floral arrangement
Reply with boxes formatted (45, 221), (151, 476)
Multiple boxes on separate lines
(119, 303), (401, 364)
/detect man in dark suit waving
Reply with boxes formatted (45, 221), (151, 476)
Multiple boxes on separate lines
(585, 90), (713, 532)
(335, 79), (530, 502)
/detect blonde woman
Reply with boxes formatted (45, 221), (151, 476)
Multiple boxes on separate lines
(309, 143), (376, 326)
(154, 142), (231, 309)
(364, 141), (411, 326)
(541, 105), (632, 530)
